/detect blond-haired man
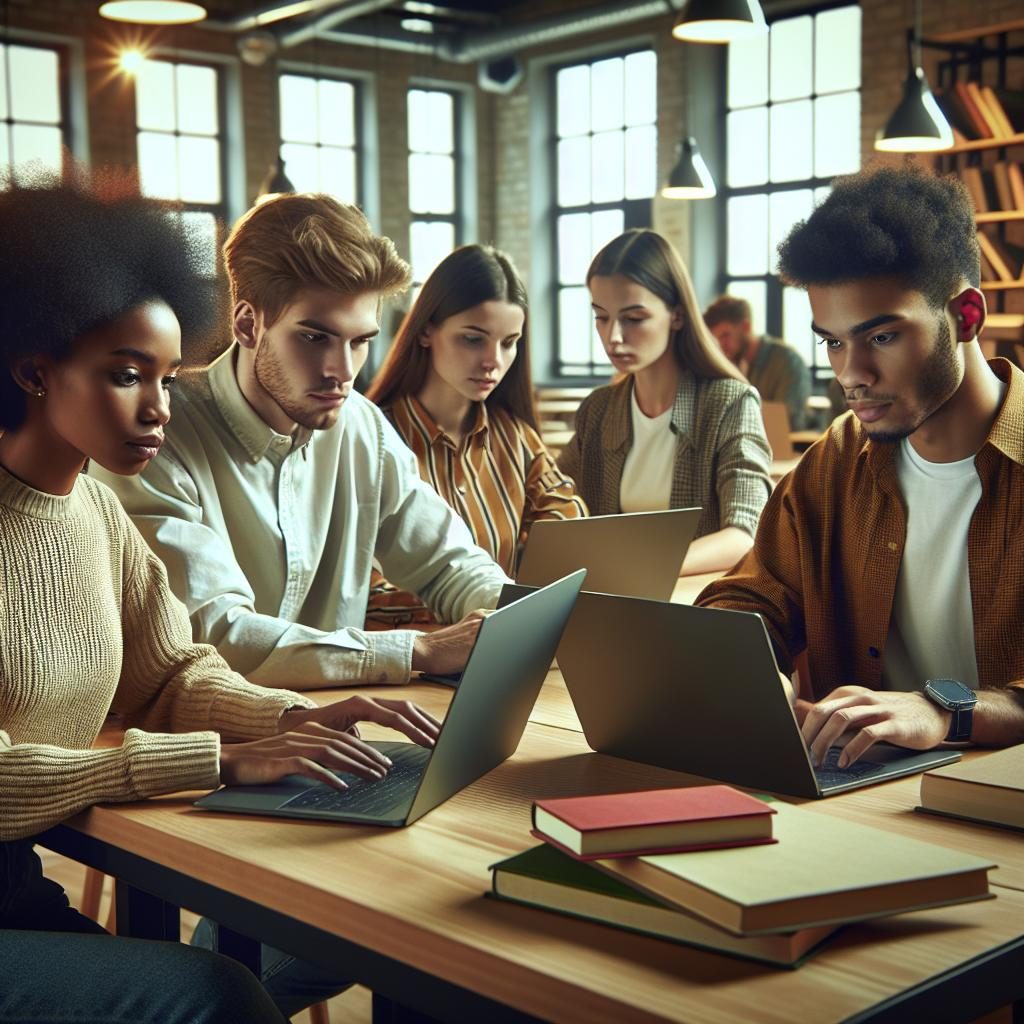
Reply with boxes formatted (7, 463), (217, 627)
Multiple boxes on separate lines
(94, 194), (509, 689)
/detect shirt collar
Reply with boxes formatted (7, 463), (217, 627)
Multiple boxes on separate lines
(862, 357), (1024, 478)
(403, 394), (489, 449)
(207, 344), (312, 462)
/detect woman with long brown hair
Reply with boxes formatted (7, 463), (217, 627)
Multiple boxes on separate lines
(366, 244), (585, 622)
(558, 229), (771, 576)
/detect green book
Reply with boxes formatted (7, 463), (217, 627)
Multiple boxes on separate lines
(489, 844), (838, 969)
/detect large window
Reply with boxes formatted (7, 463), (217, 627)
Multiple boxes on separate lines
(723, 4), (861, 378)
(135, 57), (223, 275)
(0, 42), (64, 184)
(554, 49), (656, 376)
(408, 87), (460, 287)
(279, 73), (360, 204)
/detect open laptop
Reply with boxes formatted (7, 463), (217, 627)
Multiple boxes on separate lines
(502, 587), (960, 799)
(195, 570), (585, 826)
(517, 508), (702, 601)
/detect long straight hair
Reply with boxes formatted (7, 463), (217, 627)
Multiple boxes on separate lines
(366, 244), (538, 430)
(587, 229), (745, 383)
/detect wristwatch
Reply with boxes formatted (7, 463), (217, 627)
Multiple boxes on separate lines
(924, 678), (978, 742)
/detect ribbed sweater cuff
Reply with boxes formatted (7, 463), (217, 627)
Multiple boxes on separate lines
(122, 728), (221, 796)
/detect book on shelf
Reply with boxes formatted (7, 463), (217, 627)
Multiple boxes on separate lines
(962, 166), (994, 214)
(954, 81), (996, 139)
(989, 87), (1024, 135)
(531, 785), (776, 860)
(992, 161), (1015, 212)
(1008, 163), (1024, 210)
(591, 801), (995, 936)
(936, 89), (980, 141)
(981, 86), (1015, 137)
(977, 230), (1024, 281)
(489, 844), (839, 968)
(918, 745), (1024, 831)
(965, 81), (1004, 138)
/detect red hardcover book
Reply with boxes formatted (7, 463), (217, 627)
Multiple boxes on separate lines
(531, 785), (777, 861)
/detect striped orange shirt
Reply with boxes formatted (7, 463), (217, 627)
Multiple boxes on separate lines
(367, 396), (587, 624)
(698, 358), (1024, 699)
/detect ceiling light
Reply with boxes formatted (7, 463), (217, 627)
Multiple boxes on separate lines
(661, 137), (717, 200)
(875, 66), (953, 152)
(400, 17), (435, 34)
(119, 48), (146, 73)
(98, 2), (207, 25)
(672, 0), (767, 44)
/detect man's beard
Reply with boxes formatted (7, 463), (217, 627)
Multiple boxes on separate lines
(859, 315), (960, 444)
(254, 340), (341, 431)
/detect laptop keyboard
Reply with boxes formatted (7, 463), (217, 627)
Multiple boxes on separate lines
(813, 746), (885, 787)
(281, 744), (430, 817)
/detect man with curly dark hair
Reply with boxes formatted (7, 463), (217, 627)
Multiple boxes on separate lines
(699, 165), (1024, 771)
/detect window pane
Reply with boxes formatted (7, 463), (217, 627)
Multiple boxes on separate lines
(558, 285), (593, 369)
(728, 33), (768, 109)
(783, 285), (816, 369)
(0, 48), (8, 121)
(727, 108), (768, 188)
(591, 129), (624, 204)
(280, 75), (318, 143)
(136, 59), (175, 132)
(280, 143), (319, 193)
(319, 145), (356, 202)
(179, 211), (218, 277)
(10, 124), (62, 178)
(428, 91), (454, 153)
(769, 100), (812, 183)
(10, 46), (60, 124)
(815, 184), (831, 207)
(411, 220), (455, 284)
(409, 153), (454, 214)
(558, 212), (591, 285)
(727, 194), (768, 276)
(590, 209), (624, 259)
(769, 189), (813, 273)
(178, 136), (220, 204)
(407, 90), (430, 152)
(814, 92), (860, 178)
(319, 79), (355, 147)
(624, 124), (656, 199)
(176, 64), (217, 135)
(0, 127), (10, 181)
(725, 280), (767, 337)
(590, 57), (624, 133)
(557, 135), (590, 207)
(815, 6), (861, 95)
(138, 132), (178, 198)
(769, 16), (812, 102)
(556, 64), (589, 137)
(624, 50), (656, 126)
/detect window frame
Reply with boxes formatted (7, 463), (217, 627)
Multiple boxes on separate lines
(719, 0), (861, 385)
(549, 46), (657, 379)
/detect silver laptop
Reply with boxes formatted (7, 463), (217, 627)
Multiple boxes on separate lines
(195, 570), (585, 826)
(517, 509), (701, 601)
(503, 588), (960, 799)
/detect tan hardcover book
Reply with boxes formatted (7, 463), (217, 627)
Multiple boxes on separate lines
(978, 230), (1014, 281)
(954, 81), (995, 138)
(490, 845), (839, 968)
(981, 86), (1014, 137)
(992, 161), (1014, 212)
(1008, 163), (1024, 211)
(965, 81), (1003, 137)
(919, 746), (1024, 831)
(962, 165), (989, 214)
(592, 802), (994, 936)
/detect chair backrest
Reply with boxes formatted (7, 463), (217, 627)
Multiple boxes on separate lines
(761, 401), (795, 460)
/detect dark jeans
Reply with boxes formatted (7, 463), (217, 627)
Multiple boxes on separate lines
(0, 840), (289, 1024)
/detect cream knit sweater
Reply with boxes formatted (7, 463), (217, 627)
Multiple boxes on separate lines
(0, 464), (315, 841)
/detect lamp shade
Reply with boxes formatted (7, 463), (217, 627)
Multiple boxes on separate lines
(672, 0), (767, 44)
(257, 157), (296, 199)
(875, 66), (953, 152)
(661, 137), (717, 199)
(98, 1), (207, 24)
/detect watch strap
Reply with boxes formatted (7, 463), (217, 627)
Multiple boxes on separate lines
(946, 704), (974, 743)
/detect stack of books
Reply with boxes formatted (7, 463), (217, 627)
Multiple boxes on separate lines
(490, 788), (996, 968)
(918, 745), (1024, 831)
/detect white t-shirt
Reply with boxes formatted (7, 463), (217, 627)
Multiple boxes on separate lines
(619, 389), (676, 513)
(881, 436), (982, 692)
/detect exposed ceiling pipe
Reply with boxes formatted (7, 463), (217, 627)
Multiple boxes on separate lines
(280, 0), (397, 47)
(202, 0), (354, 32)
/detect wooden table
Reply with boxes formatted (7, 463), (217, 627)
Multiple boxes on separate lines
(40, 717), (1024, 1024)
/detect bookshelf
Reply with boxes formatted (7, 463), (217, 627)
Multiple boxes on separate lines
(927, 20), (1024, 340)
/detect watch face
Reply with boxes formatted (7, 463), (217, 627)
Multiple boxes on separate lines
(927, 678), (977, 707)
